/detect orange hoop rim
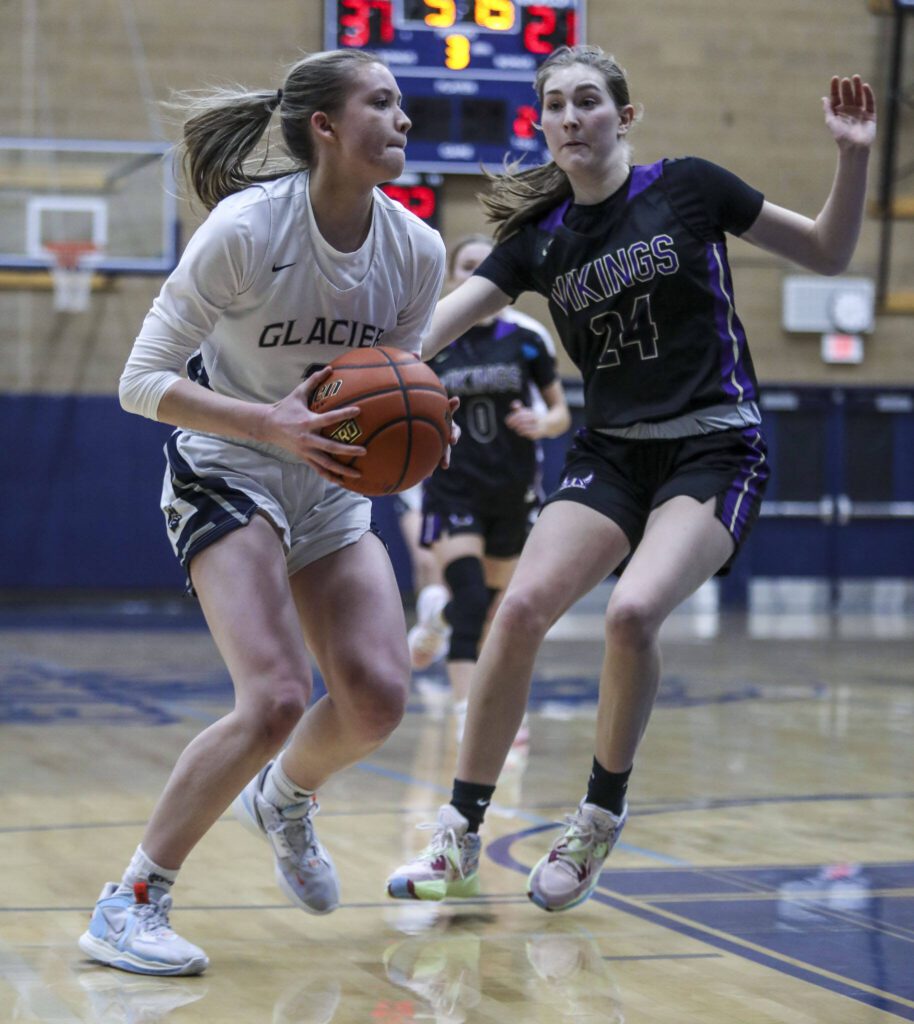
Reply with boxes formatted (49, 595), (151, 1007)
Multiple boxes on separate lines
(43, 240), (100, 270)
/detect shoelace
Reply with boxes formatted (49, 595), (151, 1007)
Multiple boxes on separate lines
(134, 894), (175, 936)
(549, 812), (607, 872)
(265, 799), (322, 860)
(415, 822), (466, 878)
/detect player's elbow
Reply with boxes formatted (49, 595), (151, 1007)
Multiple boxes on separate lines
(118, 370), (140, 415)
(816, 252), (852, 277)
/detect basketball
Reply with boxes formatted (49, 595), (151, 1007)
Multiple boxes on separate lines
(308, 346), (451, 496)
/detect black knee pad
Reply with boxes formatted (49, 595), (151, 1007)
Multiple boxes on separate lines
(444, 556), (493, 661)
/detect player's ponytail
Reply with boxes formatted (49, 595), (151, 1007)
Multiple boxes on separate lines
(176, 49), (380, 211)
(479, 161), (573, 243)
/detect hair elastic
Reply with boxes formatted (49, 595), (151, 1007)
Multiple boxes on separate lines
(275, 88), (283, 109)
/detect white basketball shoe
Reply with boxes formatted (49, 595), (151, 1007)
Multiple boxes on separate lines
(233, 763), (340, 914)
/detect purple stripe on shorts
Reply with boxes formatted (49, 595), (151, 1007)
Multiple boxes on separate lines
(705, 243), (755, 402)
(627, 160), (664, 201)
(420, 512), (441, 547)
(537, 198), (571, 234)
(493, 318), (515, 340)
(720, 428), (769, 544)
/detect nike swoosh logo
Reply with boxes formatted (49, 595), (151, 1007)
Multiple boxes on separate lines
(272, 261), (296, 272)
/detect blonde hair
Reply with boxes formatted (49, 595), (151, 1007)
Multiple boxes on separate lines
(177, 49), (381, 210)
(479, 45), (633, 242)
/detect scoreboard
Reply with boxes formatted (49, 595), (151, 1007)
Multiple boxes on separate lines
(324, 0), (585, 173)
(380, 171), (442, 227)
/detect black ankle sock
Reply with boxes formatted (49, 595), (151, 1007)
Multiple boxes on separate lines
(451, 779), (496, 833)
(585, 757), (631, 817)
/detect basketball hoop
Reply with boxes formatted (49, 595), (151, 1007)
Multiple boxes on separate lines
(43, 241), (101, 313)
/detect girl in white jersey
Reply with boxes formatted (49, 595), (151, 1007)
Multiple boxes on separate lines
(79, 49), (446, 976)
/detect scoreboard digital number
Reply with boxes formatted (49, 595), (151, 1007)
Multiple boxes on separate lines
(380, 172), (442, 227)
(325, 0), (585, 173)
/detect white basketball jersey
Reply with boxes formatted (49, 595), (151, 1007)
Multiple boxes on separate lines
(120, 172), (446, 420)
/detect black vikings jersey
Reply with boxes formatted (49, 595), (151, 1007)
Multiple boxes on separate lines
(426, 318), (557, 497)
(476, 158), (765, 433)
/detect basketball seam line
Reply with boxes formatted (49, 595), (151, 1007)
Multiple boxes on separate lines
(385, 349), (413, 493)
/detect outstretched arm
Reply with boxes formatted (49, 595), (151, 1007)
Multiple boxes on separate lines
(421, 275), (512, 359)
(742, 75), (877, 275)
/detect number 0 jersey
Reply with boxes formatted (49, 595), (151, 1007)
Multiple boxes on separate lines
(476, 158), (765, 437)
(426, 317), (557, 497)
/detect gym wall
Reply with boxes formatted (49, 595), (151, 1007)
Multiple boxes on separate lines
(0, 1), (910, 593)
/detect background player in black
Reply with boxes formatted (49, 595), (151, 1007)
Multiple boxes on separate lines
(387, 45), (876, 911)
(410, 235), (570, 749)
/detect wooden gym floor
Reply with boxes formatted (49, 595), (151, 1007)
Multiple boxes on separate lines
(1, 580), (912, 1023)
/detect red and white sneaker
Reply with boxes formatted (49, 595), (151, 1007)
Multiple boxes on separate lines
(386, 805), (481, 901)
(527, 801), (627, 912)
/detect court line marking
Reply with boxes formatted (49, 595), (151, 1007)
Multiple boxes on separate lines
(603, 952), (723, 961)
(589, 889), (914, 1015)
(492, 822), (914, 943)
(486, 828), (914, 1020)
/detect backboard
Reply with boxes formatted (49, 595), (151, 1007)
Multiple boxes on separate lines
(0, 138), (179, 275)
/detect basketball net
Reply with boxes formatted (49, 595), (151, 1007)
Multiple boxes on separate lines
(43, 241), (101, 313)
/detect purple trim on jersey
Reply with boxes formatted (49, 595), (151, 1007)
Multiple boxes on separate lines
(719, 428), (769, 544)
(493, 318), (515, 340)
(705, 242), (755, 402)
(627, 161), (665, 201)
(537, 199), (571, 234)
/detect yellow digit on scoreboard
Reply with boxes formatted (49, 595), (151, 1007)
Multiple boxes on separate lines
(445, 34), (471, 70)
(424, 0), (456, 29)
(475, 0), (514, 31)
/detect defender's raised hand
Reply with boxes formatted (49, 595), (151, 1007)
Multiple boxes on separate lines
(824, 75), (876, 150)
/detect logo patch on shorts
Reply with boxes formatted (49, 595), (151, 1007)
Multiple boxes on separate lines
(448, 513), (474, 528)
(330, 419), (363, 444)
(164, 505), (181, 531)
(559, 472), (594, 491)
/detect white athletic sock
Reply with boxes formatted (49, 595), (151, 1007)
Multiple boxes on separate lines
(263, 757), (315, 810)
(120, 844), (179, 898)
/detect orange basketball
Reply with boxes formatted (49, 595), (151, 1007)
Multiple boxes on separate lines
(308, 346), (451, 496)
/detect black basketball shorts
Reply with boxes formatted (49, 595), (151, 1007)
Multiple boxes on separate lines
(543, 426), (770, 571)
(419, 484), (538, 560)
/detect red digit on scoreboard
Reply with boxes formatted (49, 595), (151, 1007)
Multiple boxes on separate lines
(381, 184), (437, 223)
(339, 0), (394, 48)
(523, 6), (577, 54)
(406, 185), (436, 220)
(523, 5), (556, 54)
(513, 105), (538, 139)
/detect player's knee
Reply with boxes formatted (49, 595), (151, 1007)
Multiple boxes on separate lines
(247, 683), (310, 750)
(605, 595), (661, 649)
(444, 556), (491, 661)
(494, 585), (551, 642)
(344, 667), (408, 742)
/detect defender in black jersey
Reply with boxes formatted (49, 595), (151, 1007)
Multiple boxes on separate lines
(406, 236), (570, 747)
(386, 46), (876, 912)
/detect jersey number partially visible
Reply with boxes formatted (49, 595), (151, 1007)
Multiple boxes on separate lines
(465, 396), (497, 444)
(591, 294), (659, 369)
